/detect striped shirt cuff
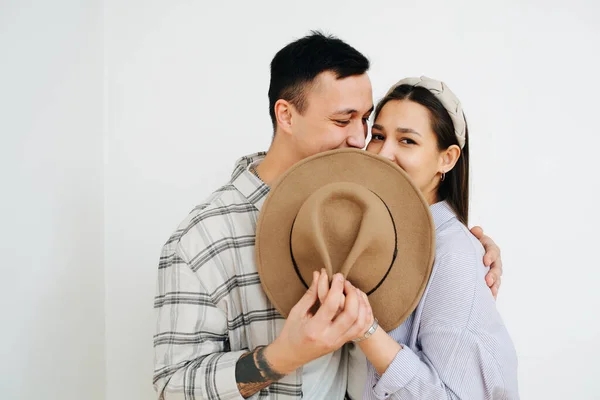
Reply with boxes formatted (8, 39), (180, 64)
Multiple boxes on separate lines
(201, 351), (247, 400)
(372, 346), (420, 399)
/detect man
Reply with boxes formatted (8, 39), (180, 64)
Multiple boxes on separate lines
(153, 32), (503, 400)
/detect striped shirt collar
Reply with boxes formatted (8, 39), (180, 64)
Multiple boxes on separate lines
(230, 152), (270, 211)
(430, 200), (457, 229)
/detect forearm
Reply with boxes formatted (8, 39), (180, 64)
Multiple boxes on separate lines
(365, 347), (457, 400)
(360, 328), (514, 400)
(235, 332), (318, 398)
(154, 350), (248, 400)
(358, 326), (402, 376)
(235, 345), (286, 398)
(357, 326), (457, 399)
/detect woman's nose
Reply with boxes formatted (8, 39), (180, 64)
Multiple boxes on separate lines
(378, 144), (395, 161)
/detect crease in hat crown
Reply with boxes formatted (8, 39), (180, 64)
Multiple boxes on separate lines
(385, 76), (467, 148)
(290, 181), (397, 293)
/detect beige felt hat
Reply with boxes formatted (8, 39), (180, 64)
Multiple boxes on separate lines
(255, 148), (435, 331)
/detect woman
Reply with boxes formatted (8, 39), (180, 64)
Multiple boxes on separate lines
(317, 76), (518, 399)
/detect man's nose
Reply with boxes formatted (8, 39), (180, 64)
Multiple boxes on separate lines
(346, 124), (366, 149)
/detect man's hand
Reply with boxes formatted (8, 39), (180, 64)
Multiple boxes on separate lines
(471, 226), (503, 299)
(235, 272), (372, 398)
(317, 268), (345, 318)
(264, 272), (372, 375)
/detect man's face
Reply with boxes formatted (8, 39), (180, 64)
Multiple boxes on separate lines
(289, 71), (373, 158)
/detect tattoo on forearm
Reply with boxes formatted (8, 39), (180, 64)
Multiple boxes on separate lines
(235, 346), (285, 398)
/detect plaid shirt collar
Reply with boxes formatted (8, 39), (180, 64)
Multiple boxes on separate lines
(230, 152), (270, 212)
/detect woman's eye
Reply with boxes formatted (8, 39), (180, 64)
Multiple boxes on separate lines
(371, 134), (385, 141)
(400, 138), (416, 145)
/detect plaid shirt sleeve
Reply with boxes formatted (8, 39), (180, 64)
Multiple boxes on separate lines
(153, 224), (246, 400)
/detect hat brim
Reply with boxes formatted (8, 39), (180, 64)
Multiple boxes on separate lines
(256, 148), (435, 331)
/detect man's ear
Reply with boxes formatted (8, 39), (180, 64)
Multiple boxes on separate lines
(274, 99), (294, 136)
(439, 145), (461, 174)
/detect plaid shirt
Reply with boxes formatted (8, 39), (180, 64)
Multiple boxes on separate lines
(154, 152), (309, 400)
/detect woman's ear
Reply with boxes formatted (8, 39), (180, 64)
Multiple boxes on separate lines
(439, 145), (461, 174)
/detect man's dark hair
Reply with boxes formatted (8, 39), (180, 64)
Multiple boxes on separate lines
(268, 31), (370, 131)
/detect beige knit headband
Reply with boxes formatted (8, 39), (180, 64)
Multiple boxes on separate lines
(385, 76), (466, 148)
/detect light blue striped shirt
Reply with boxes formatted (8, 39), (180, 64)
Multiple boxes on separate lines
(363, 201), (519, 399)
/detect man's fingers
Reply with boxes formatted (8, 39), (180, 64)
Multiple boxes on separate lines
(290, 273), (319, 317)
(485, 272), (495, 288)
(317, 268), (329, 304)
(485, 268), (501, 299)
(480, 234), (501, 268)
(470, 226), (484, 240)
(470, 226), (501, 268)
(313, 270), (319, 287)
(483, 248), (500, 268)
(330, 281), (360, 333)
(339, 292), (345, 313)
(491, 277), (501, 300)
(314, 273), (345, 322)
(490, 256), (503, 276)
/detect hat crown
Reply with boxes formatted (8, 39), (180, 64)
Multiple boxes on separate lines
(255, 148), (435, 331)
(290, 182), (397, 294)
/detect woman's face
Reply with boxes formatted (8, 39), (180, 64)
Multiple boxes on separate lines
(366, 99), (458, 204)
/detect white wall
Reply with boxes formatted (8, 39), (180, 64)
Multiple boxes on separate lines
(0, 1), (105, 400)
(105, 1), (600, 399)
(4, 0), (598, 399)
